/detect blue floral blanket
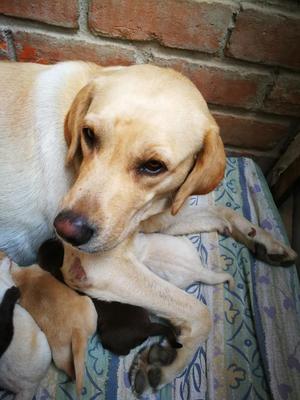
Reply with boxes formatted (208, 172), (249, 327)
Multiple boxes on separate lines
(1, 157), (299, 400)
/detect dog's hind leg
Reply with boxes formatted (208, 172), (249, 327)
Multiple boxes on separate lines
(136, 233), (234, 290)
(0, 286), (20, 356)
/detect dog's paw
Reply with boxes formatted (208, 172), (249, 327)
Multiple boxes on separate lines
(130, 343), (177, 395)
(235, 218), (297, 266)
(254, 241), (297, 266)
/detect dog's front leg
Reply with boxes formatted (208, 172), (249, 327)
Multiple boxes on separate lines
(140, 202), (231, 236)
(141, 204), (297, 266)
(62, 251), (211, 395)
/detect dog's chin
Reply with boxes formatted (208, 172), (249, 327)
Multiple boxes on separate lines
(72, 237), (123, 254)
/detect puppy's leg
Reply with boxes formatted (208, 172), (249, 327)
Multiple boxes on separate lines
(52, 346), (75, 381)
(0, 286), (20, 356)
(136, 233), (234, 290)
(62, 254), (211, 395)
(142, 205), (297, 266)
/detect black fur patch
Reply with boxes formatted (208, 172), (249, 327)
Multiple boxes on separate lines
(0, 286), (20, 357)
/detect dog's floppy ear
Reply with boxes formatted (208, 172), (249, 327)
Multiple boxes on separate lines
(171, 123), (226, 215)
(64, 83), (93, 166)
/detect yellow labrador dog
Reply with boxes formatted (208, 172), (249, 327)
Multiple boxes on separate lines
(0, 61), (294, 266)
(0, 61), (296, 394)
(0, 61), (225, 265)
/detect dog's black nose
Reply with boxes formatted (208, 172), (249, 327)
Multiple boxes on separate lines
(54, 210), (94, 246)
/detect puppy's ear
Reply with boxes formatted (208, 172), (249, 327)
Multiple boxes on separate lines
(64, 83), (93, 167)
(37, 239), (64, 272)
(171, 123), (226, 215)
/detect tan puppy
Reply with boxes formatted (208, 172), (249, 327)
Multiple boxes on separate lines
(0, 254), (51, 400)
(10, 262), (97, 396)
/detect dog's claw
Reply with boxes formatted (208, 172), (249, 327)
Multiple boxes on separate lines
(133, 369), (147, 395)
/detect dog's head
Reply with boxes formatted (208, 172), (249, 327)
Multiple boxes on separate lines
(54, 65), (225, 252)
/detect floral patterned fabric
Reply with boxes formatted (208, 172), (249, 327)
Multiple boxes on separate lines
(1, 157), (299, 400)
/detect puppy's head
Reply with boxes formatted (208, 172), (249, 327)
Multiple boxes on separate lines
(55, 65), (225, 252)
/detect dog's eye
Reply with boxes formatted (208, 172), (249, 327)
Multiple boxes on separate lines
(82, 127), (96, 148)
(138, 160), (167, 175)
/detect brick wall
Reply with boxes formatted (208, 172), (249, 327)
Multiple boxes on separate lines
(0, 0), (299, 173)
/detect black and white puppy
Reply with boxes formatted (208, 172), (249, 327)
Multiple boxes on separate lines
(0, 253), (51, 400)
(0, 285), (20, 357)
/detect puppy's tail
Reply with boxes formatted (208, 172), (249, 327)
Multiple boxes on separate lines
(71, 329), (87, 398)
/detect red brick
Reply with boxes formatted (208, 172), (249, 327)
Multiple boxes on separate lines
(0, 0), (78, 28)
(153, 55), (270, 109)
(13, 32), (136, 66)
(264, 74), (300, 117)
(0, 31), (9, 60)
(226, 6), (300, 70)
(213, 111), (290, 150)
(89, 0), (235, 54)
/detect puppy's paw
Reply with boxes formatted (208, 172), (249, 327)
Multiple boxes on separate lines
(130, 343), (177, 395)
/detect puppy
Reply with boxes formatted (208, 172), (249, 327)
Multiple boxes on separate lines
(10, 260), (97, 396)
(94, 301), (181, 356)
(0, 253), (51, 400)
(38, 239), (181, 356)
(0, 285), (20, 357)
